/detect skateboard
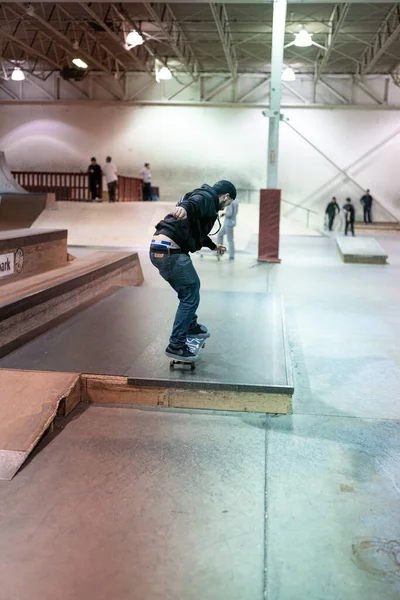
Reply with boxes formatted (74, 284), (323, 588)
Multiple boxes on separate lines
(199, 247), (224, 261)
(169, 336), (206, 370)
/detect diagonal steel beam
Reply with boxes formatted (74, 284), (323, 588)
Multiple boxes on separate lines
(91, 75), (123, 100)
(237, 77), (269, 103)
(358, 4), (400, 75)
(144, 3), (198, 80)
(354, 77), (384, 104)
(314, 3), (350, 82)
(209, 4), (237, 78)
(78, 3), (148, 72)
(0, 81), (19, 100)
(25, 73), (55, 100)
(282, 81), (310, 104)
(319, 78), (349, 103)
(203, 77), (232, 101)
(167, 80), (195, 101)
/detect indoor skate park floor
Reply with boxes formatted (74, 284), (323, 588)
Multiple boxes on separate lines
(0, 231), (400, 600)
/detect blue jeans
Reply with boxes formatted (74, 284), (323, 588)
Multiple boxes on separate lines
(149, 251), (200, 347)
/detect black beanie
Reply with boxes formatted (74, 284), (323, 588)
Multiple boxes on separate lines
(213, 180), (237, 200)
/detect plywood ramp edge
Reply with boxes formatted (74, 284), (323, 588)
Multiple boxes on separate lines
(82, 374), (292, 415)
(0, 369), (81, 480)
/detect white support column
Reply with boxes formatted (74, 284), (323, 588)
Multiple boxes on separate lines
(267, 0), (287, 188)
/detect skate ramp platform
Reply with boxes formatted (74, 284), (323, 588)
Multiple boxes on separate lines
(336, 236), (388, 264)
(0, 151), (26, 194)
(32, 201), (320, 251)
(0, 287), (294, 414)
(0, 193), (53, 231)
(0, 151), (52, 230)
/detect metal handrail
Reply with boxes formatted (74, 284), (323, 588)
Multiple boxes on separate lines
(281, 199), (318, 228)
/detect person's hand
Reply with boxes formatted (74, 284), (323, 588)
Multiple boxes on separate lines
(216, 245), (226, 255)
(171, 206), (187, 220)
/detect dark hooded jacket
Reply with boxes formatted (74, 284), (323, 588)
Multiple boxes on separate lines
(154, 184), (220, 254)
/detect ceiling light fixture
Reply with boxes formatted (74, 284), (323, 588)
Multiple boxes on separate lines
(72, 58), (88, 69)
(282, 66), (296, 81)
(158, 66), (172, 81)
(155, 59), (172, 83)
(125, 30), (144, 49)
(293, 27), (313, 47)
(11, 66), (25, 81)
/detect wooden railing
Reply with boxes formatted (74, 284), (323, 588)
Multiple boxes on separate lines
(117, 176), (143, 203)
(12, 171), (143, 202)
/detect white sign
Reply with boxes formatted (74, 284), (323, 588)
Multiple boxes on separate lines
(0, 253), (14, 277)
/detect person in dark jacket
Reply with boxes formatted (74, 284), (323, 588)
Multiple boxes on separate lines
(88, 157), (102, 201)
(360, 189), (373, 223)
(150, 180), (237, 362)
(343, 197), (355, 236)
(325, 197), (340, 231)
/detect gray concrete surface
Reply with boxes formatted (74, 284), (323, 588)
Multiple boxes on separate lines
(0, 233), (399, 600)
(0, 405), (266, 600)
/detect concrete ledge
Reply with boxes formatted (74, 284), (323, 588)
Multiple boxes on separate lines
(82, 374), (292, 414)
(336, 237), (388, 264)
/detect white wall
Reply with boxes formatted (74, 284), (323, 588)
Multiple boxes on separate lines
(0, 103), (399, 223)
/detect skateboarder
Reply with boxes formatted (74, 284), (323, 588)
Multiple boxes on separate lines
(150, 180), (237, 362)
(343, 197), (355, 236)
(325, 197), (340, 231)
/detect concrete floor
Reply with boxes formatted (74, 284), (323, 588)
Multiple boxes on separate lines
(0, 232), (399, 599)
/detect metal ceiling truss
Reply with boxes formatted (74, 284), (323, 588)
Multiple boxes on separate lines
(21, 3), (126, 75)
(209, 3), (238, 77)
(11, 3), (129, 98)
(358, 4), (400, 75)
(1, 71), (398, 108)
(78, 3), (149, 72)
(143, 3), (199, 80)
(314, 3), (350, 82)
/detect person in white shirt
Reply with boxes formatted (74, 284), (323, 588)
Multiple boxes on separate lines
(217, 198), (239, 260)
(103, 156), (118, 203)
(140, 162), (152, 201)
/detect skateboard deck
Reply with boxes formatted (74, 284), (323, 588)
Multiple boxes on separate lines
(169, 336), (206, 370)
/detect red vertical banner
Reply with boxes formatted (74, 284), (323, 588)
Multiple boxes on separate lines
(258, 189), (281, 263)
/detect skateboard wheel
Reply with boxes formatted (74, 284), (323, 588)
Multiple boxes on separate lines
(191, 363), (195, 371)
(170, 360), (175, 369)
(202, 343), (205, 349)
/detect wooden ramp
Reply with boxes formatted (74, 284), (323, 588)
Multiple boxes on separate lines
(336, 236), (388, 264)
(0, 369), (80, 480)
